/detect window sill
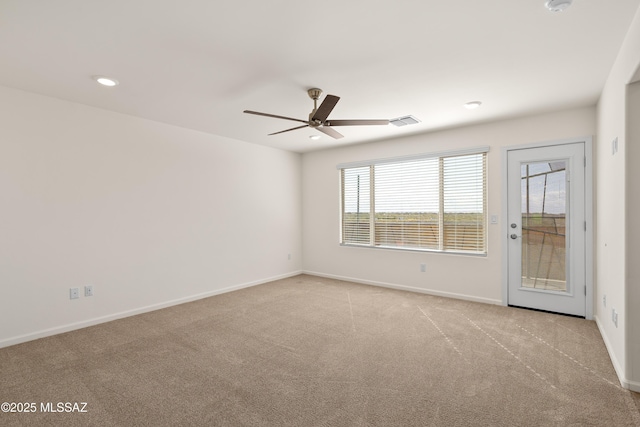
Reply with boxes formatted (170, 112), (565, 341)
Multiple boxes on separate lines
(339, 243), (487, 257)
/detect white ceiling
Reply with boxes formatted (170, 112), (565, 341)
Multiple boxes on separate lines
(1, 0), (638, 153)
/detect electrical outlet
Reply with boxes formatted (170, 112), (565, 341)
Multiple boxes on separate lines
(490, 215), (498, 224)
(612, 308), (618, 327)
(603, 294), (606, 307)
(84, 285), (93, 297)
(288, 253), (291, 261)
(70, 288), (79, 300)
(420, 263), (426, 272)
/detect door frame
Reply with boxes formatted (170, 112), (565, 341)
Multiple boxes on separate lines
(501, 137), (594, 319)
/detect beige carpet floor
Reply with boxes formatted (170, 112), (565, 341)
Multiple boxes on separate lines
(1, 274), (639, 426)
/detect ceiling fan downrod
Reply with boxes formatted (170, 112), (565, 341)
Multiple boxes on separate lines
(308, 88), (322, 126)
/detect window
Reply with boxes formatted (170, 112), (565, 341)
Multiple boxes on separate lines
(339, 148), (488, 254)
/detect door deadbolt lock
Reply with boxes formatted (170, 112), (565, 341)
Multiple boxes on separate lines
(511, 223), (517, 229)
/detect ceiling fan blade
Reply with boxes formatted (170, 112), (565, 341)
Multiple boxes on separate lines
(268, 124), (309, 136)
(326, 119), (390, 126)
(311, 95), (340, 122)
(244, 110), (309, 125)
(316, 126), (344, 139)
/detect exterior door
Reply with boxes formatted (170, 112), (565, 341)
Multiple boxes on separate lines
(506, 143), (586, 317)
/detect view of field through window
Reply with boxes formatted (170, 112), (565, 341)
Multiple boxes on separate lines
(341, 153), (486, 253)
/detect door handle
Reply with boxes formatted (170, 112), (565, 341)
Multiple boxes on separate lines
(510, 223), (520, 239)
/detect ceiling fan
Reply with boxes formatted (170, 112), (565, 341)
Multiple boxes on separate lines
(243, 88), (389, 139)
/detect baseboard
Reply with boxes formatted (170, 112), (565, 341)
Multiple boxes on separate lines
(628, 380), (640, 393)
(302, 270), (502, 306)
(594, 315), (637, 391)
(0, 270), (302, 349)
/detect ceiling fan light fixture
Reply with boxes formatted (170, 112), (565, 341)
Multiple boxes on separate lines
(545, 0), (573, 12)
(92, 75), (119, 87)
(390, 115), (421, 127)
(309, 135), (320, 140)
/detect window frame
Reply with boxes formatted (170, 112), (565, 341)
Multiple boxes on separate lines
(338, 146), (489, 256)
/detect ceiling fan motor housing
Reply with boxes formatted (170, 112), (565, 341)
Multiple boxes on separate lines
(307, 88), (322, 100)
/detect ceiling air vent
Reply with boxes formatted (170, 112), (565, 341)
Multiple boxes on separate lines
(390, 115), (421, 127)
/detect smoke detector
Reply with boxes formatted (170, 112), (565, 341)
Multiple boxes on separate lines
(545, 0), (573, 12)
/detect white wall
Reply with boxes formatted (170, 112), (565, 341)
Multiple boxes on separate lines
(302, 107), (595, 303)
(596, 5), (640, 391)
(0, 85), (302, 347)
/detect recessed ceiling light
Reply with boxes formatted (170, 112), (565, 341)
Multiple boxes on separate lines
(309, 135), (320, 140)
(92, 75), (119, 87)
(545, 0), (572, 12)
(464, 101), (482, 109)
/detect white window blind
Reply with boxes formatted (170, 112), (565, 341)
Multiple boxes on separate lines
(340, 149), (487, 254)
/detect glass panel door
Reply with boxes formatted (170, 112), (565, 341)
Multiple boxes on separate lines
(520, 161), (567, 292)
(506, 142), (586, 317)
